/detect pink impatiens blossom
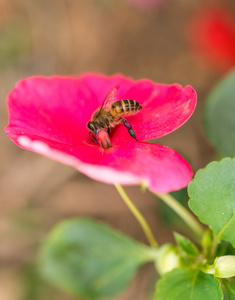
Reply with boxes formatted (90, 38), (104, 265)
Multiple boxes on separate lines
(5, 73), (196, 194)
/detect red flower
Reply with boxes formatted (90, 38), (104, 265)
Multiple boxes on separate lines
(187, 5), (235, 72)
(5, 73), (196, 194)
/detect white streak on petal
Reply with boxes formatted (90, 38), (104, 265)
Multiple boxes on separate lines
(17, 135), (144, 187)
(18, 136), (31, 148)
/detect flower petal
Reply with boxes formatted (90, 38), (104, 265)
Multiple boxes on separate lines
(81, 75), (197, 142)
(111, 81), (197, 143)
(11, 134), (193, 194)
(5, 73), (195, 193)
(97, 142), (193, 193)
(6, 75), (102, 145)
(5, 74), (196, 148)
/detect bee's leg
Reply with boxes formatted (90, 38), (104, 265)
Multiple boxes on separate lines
(120, 117), (138, 142)
(89, 132), (98, 143)
(105, 119), (111, 134)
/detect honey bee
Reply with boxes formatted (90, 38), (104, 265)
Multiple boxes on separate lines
(87, 85), (142, 145)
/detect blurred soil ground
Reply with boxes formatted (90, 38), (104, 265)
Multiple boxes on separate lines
(0, 0), (234, 299)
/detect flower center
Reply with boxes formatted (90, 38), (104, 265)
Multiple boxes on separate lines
(96, 130), (112, 149)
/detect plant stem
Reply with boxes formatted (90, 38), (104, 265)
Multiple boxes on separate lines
(114, 184), (158, 248)
(210, 235), (220, 259)
(155, 193), (204, 242)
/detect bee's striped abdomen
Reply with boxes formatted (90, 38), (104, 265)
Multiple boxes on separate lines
(110, 100), (142, 118)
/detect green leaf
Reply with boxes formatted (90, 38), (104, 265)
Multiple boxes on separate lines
(188, 158), (235, 246)
(203, 70), (235, 156)
(223, 279), (235, 300)
(156, 269), (223, 300)
(39, 218), (155, 299)
(174, 233), (199, 256)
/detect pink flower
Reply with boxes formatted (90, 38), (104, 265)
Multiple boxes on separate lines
(187, 5), (235, 72)
(5, 73), (196, 194)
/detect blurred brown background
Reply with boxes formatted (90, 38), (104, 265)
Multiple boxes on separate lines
(0, 0), (234, 299)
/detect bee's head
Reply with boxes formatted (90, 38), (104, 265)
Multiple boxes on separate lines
(87, 121), (96, 133)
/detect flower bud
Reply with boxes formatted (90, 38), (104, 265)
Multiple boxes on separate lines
(214, 256), (235, 278)
(155, 244), (181, 276)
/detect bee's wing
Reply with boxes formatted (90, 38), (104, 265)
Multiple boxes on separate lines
(97, 84), (120, 115)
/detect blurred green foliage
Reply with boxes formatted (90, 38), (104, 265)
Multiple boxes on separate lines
(204, 70), (235, 157)
(0, 21), (31, 69)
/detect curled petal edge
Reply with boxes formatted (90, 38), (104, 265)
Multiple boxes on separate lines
(16, 136), (191, 194)
(17, 135), (144, 186)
